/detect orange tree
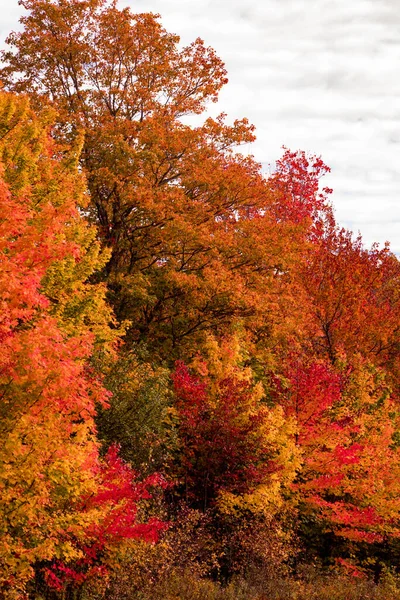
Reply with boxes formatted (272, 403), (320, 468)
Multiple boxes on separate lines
(268, 193), (400, 573)
(0, 92), (164, 599)
(1, 0), (306, 361)
(167, 336), (298, 579)
(5, 0), (400, 581)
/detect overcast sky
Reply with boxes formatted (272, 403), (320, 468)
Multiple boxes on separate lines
(1, 0), (399, 253)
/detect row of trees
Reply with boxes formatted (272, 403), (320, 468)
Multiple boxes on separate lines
(1, 0), (400, 597)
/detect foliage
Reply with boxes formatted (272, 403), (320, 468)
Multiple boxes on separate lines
(87, 568), (400, 600)
(170, 336), (298, 512)
(96, 349), (171, 474)
(0, 0), (305, 361)
(0, 92), (163, 599)
(1, 0), (400, 595)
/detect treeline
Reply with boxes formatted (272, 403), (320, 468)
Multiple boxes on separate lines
(1, 1), (400, 599)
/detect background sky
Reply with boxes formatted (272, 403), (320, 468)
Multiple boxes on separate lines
(1, 0), (399, 252)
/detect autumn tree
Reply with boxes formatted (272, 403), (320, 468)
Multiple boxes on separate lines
(267, 148), (333, 227)
(4, 0), (400, 586)
(0, 0), (306, 361)
(0, 91), (163, 599)
(298, 224), (400, 370)
(168, 336), (298, 579)
(169, 336), (297, 512)
(269, 335), (400, 573)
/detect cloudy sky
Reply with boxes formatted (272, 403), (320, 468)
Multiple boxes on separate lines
(1, 0), (399, 252)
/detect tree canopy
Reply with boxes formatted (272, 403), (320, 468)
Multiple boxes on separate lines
(1, 1), (400, 597)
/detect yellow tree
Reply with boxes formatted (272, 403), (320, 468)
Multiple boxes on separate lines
(0, 92), (162, 599)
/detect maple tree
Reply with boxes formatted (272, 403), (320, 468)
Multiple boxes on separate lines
(267, 148), (333, 227)
(170, 336), (297, 513)
(2, 0), (400, 593)
(0, 91), (164, 599)
(167, 336), (298, 581)
(282, 356), (400, 573)
(265, 149), (400, 565)
(298, 222), (400, 369)
(267, 189), (400, 568)
(0, 0), (306, 362)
